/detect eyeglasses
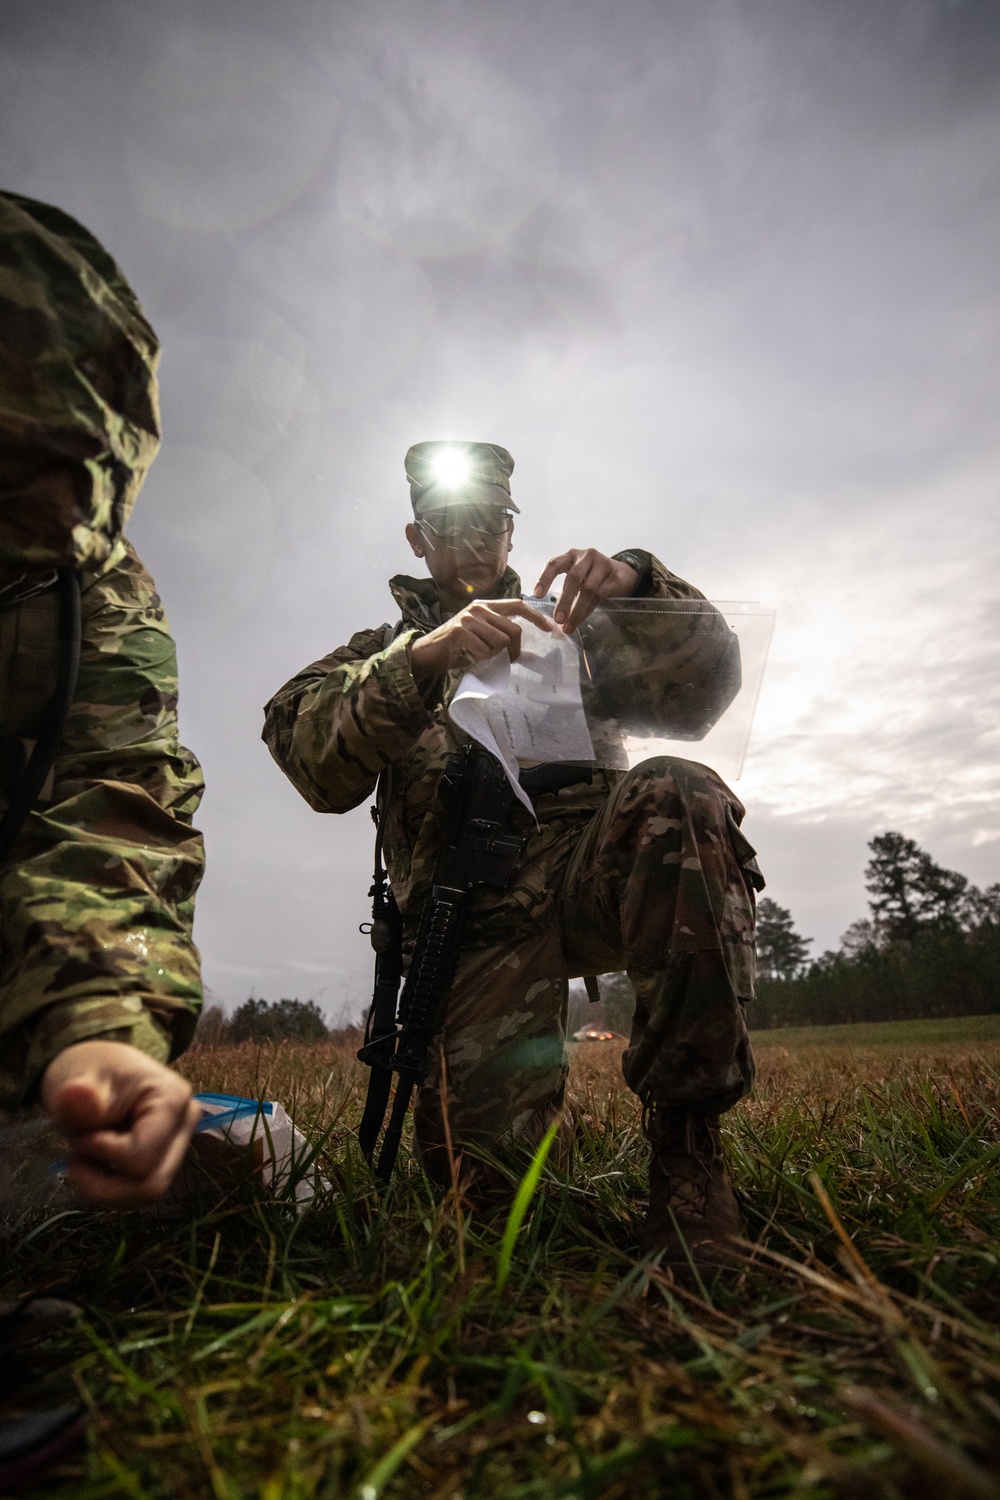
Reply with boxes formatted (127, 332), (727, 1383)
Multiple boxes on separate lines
(415, 510), (513, 549)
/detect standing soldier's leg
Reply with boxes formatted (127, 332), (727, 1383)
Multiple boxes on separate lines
(559, 756), (764, 1262)
(412, 931), (569, 1184)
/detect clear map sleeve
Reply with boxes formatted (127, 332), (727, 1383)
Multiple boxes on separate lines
(449, 598), (774, 804)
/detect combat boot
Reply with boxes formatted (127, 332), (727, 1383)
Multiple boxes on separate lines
(641, 1108), (744, 1269)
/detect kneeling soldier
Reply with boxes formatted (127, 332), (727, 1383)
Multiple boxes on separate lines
(0, 193), (205, 1207)
(263, 441), (764, 1264)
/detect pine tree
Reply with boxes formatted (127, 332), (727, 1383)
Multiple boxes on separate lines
(865, 832), (969, 941)
(756, 898), (812, 980)
(839, 918), (886, 956)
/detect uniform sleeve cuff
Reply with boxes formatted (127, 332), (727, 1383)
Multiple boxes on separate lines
(24, 997), (172, 1102)
(612, 549), (655, 597)
(377, 629), (441, 717)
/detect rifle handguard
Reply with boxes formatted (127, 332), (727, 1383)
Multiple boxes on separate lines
(357, 745), (528, 1178)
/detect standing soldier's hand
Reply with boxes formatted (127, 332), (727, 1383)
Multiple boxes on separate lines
(41, 1041), (202, 1206)
(410, 598), (554, 683)
(532, 549), (639, 633)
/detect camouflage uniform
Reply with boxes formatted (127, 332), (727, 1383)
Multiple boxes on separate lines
(0, 192), (205, 1112)
(264, 558), (764, 1163)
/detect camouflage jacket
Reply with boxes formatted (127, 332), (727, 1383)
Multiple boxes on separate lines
(0, 192), (204, 1111)
(0, 543), (205, 1110)
(263, 555), (736, 945)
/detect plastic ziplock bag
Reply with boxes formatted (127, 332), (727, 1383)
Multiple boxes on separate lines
(0, 1095), (327, 1219)
(449, 597), (774, 807)
(190, 1093), (324, 1207)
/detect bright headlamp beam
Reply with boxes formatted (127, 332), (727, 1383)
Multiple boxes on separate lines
(428, 447), (473, 490)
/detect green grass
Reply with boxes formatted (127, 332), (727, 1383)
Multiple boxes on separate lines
(4, 1034), (1000, 1498)
(750, 1012), (1000, 1050)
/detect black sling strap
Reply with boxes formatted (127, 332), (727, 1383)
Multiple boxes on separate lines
(0, 569), (81, 864)
(356, 618), (408, 1164)
(356, 764), (405, 1163)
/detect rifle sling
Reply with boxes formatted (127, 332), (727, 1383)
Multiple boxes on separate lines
(358, 1064), (393, 1164)
(357, 743), (526, 1181)
(357, 753), (406, 1160)
(374, 1073), (415, 1183)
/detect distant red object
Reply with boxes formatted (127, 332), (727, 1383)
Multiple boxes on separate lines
(571, 1028), (615, 1042)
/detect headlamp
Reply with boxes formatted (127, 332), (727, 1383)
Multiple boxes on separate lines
(427, 446), (474, 491)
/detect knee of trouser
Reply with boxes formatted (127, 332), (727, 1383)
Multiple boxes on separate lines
(619, 754), (732, 819)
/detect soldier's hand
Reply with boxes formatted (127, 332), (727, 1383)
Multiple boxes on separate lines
(410, 598), (554, 682)
(41, 1040), (201, 1207)
(532, 549), (639, 633)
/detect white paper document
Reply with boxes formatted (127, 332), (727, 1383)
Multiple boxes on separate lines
(448, 620), (594, 813)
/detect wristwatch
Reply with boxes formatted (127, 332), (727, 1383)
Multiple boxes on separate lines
(611, 549), (654, 597)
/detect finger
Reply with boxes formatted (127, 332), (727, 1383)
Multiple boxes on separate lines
(136, 1096), (203, 1199)
(67, 1148), (169, 1207)
(66, 1097), (201, 1205)
(462, 619), (521, 660)
(76, 1084), (193, 1180)
(50, 1075), (116, 1137)
(144, 1098), (204, 1198)
(554, 555), (594, 625)
(532, 552), (578, 599)
(563, 565), (611, 633)
(557, 553), (614, 630)
(467, 606), (525, 642)
(64, 1155), (148, 1205)
(484, 600), (554, 629)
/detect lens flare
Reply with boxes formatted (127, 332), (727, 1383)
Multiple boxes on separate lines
(429, 446), (473, 489)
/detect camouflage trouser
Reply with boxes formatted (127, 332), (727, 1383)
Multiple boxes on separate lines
(413, 756), (763, 1166)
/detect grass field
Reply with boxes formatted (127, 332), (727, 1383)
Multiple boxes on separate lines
(5, 1023), (1000, 1498)
(749, 1013), (1000, 1050)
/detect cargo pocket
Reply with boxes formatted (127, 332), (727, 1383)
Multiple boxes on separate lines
(722, 805), (764, 998)
(726, 806), (765, 897)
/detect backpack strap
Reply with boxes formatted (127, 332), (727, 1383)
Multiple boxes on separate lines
(0, 570), (81, 863)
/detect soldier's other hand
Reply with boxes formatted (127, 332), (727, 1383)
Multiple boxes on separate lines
(410, 598), (554, 682)
(41, 1041), (201, 1207)
(532, 549), (639, 633)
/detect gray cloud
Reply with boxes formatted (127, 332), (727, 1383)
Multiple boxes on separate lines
(2, 0), (998, 1014)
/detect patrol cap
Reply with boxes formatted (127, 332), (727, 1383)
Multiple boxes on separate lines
(404, 440), (519, 515)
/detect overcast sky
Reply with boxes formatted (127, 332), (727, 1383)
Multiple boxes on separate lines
(2, 0), (998, 1017)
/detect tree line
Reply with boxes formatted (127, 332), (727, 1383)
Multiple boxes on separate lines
(194, 833), (998, 1043)
(194, 997), (359, 1046)
(752, 832), (1000, 1029)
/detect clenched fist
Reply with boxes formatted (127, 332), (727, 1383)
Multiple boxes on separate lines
(409, 598), (554, 684)
(41, 1040), (202, 1207)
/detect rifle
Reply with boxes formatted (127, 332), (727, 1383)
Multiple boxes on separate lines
(357, 744), (527, 1181)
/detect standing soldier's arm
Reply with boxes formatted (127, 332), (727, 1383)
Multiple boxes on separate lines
(0, 544), (206, 1155)
(263, 625), (437, 813)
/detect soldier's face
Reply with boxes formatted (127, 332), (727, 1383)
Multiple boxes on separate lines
(406, 504), (514, 601)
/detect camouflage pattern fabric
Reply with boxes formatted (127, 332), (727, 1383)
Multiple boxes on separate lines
(413, 755), (761, 1169)
(264, 554), (764, 1161)
(263, 553), (738, 931)
(0, 194), (205, 1111)
(404, 440), (519, 513)
(0, 541), (205, 1111)
(0, 191), (160, 576)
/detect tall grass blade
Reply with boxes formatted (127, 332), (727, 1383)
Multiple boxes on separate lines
(355, 1415), (432, 1497)
(496, 1119), (559, 1292)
